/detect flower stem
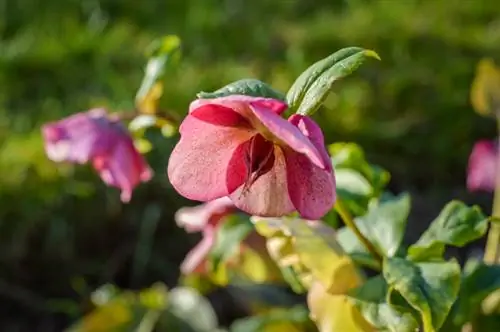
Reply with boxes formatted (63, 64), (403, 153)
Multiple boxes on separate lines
(335, 200), (383, 265)
(484, 121), (500, 264)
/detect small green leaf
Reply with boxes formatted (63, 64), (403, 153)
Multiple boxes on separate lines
(349, 276), (419, 332)
(197, 79), (286, 100)
(336, 227), (379, 270)
(208, 215), (254, 273)
(135, 35), (181, 108)
(407, 201), (489, 261)
(383, 257), (461, 332)
(355, 193), (411, 258)
(452, 259), (500, 326)
(286, 47), (380, 116)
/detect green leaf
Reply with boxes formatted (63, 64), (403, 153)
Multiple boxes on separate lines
(452, 259), (500, 326)
(286, 47), (380, 116)
(353, 193), (411, 258)
(135, 35), (181, 108)
(383, 257), (461, 332)
(407, 201), (489, 261)
(197, 79), (286, 100)
(229, 305), (310, 332)
(349, 276), (419, 332)
(208, 215), (254, 272)
(336, 226), (379, 270)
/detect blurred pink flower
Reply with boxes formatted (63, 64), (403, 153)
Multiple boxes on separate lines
(467, 140), (498, 192)
(42, 108), (153, 202)
(168, 95), (335, 219)
(175, 197), (236, 274)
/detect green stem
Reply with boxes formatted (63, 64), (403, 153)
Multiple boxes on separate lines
(484, 121), (500, 264)
(335, 200), (383, 265)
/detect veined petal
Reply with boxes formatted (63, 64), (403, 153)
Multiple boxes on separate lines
(467, 140), (498, 192)
(189, 95), (288, 117)
(249, 103), (326, 169)
(284, 149), (335, 220)
(168, 115), (254, 201)
(230, 147), (294, 217)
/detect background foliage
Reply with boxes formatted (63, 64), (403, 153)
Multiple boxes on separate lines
(1, 0), (500, 329)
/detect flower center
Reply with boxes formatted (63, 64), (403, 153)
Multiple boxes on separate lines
(242, 134), (275, 193)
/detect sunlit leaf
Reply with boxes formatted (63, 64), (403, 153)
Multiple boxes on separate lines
(134, 138), (153, 154)
(349, 276), (419, 332)
(135, 35), (181, 113)
(197, 79), (286, 100)
(407, 201), (488, 261)
(336, 226), (379, 270)
(139, 283), (169, 310)
(229, 305), (311, 332)
(470, 58), (500, 116)
(308, 281), (374, 332)
(286, 47), (380, 116)
(383, 257), (461, 332)
(129, 114), (177, 138)
(208, 215), (254, 273)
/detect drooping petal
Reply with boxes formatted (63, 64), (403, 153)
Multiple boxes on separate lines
(284, 149), (335, 220)
(93, 139), (153, 202)
(168, 115), (254, 201)
(41, 108), (115, 163)
(180, 226), (216, 274)
(249, 102), (326, 170)
(175, 197), (235, 233)
(230, 146), (294, 217)
(467, 140), (498, 192)
(288, 114), (332, 171)
(189, 95), (288, 117)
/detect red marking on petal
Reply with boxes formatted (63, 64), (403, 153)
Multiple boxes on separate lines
(190, 104), (250, 127)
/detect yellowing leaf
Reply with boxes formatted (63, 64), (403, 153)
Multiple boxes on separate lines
(308, 281), (374, 332)
(471, 58), (500, 116)
(137, 82), (164, 115)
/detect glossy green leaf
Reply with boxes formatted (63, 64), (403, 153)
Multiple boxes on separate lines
(383, 257), (461, 332)
(336, 226), (379, 270)
(407, 201), (489, 261)
(349, 276), (419, 332)
(208, 215), (254, 273)
(135, 35), (181, 109)
(286, 47), (380, 116)
(452, 259), (500, 326)
(351, 193), (411, 258)
(197, 79), (286, 100)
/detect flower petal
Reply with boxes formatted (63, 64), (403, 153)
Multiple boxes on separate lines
(41, 108), (115, 163)
(180, 226), (216, 274)
(288, 114), (332, 171)
(189, 95), (288, 117)
(168, 115), (254, 201)
(284, 149), (335, 220)
(93, 139), (153, 202)
(175, 197), (235, 233)
(249, 103), (326, 169)
(230, 147), (294, 217)
(467, 140), (498, 192)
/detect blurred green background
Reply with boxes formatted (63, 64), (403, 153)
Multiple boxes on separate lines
(1, 0), (499, 329)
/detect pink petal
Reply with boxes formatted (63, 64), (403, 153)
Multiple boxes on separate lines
(288, 114), (332, 171)
(189, 95), (288, 117)
(230, 147), (295, 217)
(467, 140), (498, 192)
(167, 115), (254, 201)
(175, 197), (235, 233)
(180, 226), (216, 274)
(93, 139), (153, 202)
(189, 104), (250, 127)
(284, 150), (335, 220)
(41, 108), (115, 164)
(249, 103), (326, 170)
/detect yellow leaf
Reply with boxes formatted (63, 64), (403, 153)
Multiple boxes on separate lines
(137, 82), (164, 115)
(308, 281), (374, 332)
(470, 58), (500, 116)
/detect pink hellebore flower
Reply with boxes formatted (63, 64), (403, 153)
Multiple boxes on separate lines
(467, 140), (498, 192)
(41, 108), (153, 202)
(175, 197), (236, 274)
(168, 95), (335, 219)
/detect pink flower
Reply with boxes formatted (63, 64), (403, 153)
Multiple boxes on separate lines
(175, 197), (236, 274)
(42, 108), (153, 202)
(168, 95), (335, 219)
(467, 140), (498, 192)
